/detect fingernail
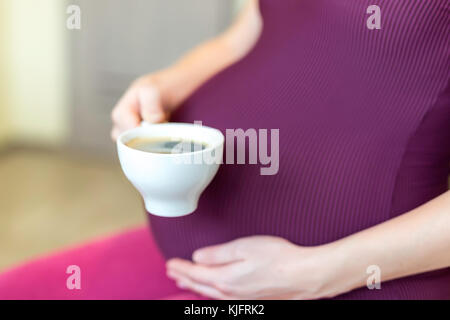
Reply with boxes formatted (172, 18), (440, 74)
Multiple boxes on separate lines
(166, 261), (175, 270)
(144, 113), (165, 123)
(167, 268), (181, 280)
(192, 251), (202, 261)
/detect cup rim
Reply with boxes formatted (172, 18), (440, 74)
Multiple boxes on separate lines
(117, 122), (224, 158)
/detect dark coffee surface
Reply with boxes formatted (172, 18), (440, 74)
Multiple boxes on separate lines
(126, 137), (207, 154)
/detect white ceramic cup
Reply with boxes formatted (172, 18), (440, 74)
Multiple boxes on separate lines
(117, 122), (224, 217)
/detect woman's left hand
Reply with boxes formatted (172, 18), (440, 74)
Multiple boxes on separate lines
(166, 236), (343, 300)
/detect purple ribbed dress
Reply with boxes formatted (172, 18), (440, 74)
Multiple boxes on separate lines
(149, 0), (450, 299)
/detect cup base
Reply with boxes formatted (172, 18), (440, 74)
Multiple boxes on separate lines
(144, 201), (197, 218)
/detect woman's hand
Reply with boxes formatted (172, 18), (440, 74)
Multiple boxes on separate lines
(110, 72), (176, 141)
(168, 192), (450, 300)
(166, 236), (342, 300)
(110, 0), (262, 141)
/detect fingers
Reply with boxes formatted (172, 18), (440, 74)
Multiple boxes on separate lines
(192, 240), (244, 265)
(110, 90), (140, 141)
(112, 89), (141, 129)
(138, 86), (167, 124)
(167, 269), (231, 300)
(110, 127), (121, 141)
(110, 81), (167, 141)
(167, 258), (225, 287)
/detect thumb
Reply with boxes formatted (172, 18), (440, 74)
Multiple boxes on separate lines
(138, 86), (167, 123)
(193, 240), (244, 265)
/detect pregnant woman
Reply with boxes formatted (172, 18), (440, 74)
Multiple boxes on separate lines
(110, 0), (450, 299)
(1, 0), (448, 300)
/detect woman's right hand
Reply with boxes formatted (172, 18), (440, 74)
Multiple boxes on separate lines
(111, 0), (262, 141)
(110, 72), (176, 141)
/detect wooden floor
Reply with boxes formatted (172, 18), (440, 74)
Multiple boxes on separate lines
(0, 148), (146, 271)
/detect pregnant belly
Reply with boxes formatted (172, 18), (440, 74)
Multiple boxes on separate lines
(146, 88), (397, 261)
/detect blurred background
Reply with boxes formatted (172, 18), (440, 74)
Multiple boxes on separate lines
(0, 0), (245, 271)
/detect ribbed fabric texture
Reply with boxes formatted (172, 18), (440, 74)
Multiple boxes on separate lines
(148, 0), (450, 299)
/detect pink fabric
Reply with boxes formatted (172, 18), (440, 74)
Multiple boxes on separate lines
(0, 226), (207, 300)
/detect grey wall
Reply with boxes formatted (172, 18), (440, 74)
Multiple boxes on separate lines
(69, 0), (232, 156)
